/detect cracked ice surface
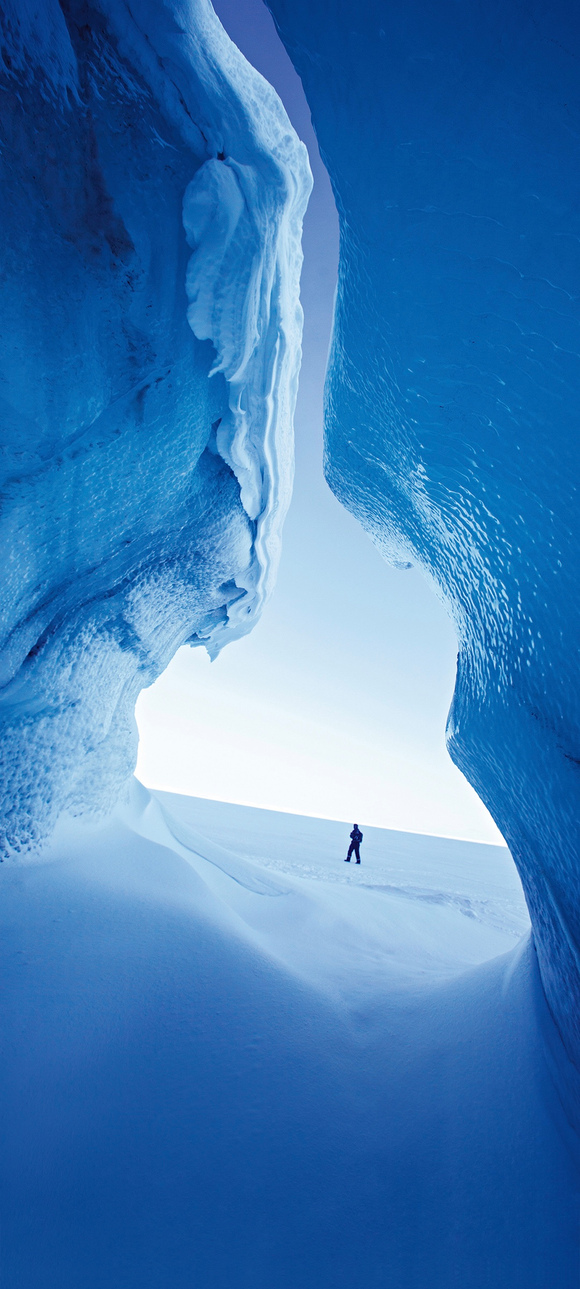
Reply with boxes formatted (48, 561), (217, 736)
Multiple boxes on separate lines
(0, 0), (310, 852)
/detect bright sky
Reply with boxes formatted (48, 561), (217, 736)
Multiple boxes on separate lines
(135, 0), (505, 844)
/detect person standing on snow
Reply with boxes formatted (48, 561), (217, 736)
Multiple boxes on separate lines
(345, 824), (363, 863)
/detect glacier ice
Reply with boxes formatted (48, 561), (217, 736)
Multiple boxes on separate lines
(0, 0), (310, 852)
(267, 0), (580, 1074)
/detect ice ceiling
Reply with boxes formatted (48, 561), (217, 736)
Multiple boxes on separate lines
(0, 0), (310, 852)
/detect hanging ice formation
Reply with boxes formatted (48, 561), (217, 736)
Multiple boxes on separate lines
(0, 0), (311, 852)
(267, 0), (580, 1078)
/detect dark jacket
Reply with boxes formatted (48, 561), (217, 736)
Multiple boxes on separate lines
(350, 827), (363, 843)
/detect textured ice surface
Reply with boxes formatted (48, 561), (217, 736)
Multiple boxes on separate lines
(267, 0), (580, 1071)
(0, 0), (310, 851)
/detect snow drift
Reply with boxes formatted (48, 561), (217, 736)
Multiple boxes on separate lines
(267, 0), (580, 1079)
(1, 787), (577, 1288)
(0, 0), (310, 853)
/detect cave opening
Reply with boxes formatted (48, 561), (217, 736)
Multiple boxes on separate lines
(135, 0), (502, 849)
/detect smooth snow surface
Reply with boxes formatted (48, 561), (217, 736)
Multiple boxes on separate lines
(1, 783), (578, 1287)
(0, 0), (309, 853)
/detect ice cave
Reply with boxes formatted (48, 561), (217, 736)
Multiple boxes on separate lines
(0, 0), (579, 1285)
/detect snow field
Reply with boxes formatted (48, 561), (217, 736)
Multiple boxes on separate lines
(0, 784), (577, 1287)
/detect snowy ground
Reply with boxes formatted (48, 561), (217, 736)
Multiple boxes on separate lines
(1, 782), (578, 1287)
(152, 789), (530, 1000)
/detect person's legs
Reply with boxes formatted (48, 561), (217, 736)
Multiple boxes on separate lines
(345, 842), (354, 862)
(354, 842), (361, 863)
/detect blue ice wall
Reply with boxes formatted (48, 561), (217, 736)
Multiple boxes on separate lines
(0, 0), (310, 851)
(267, 0), (580, 1069)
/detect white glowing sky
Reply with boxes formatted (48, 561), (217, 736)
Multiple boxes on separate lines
(136, 0), (504, 844)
